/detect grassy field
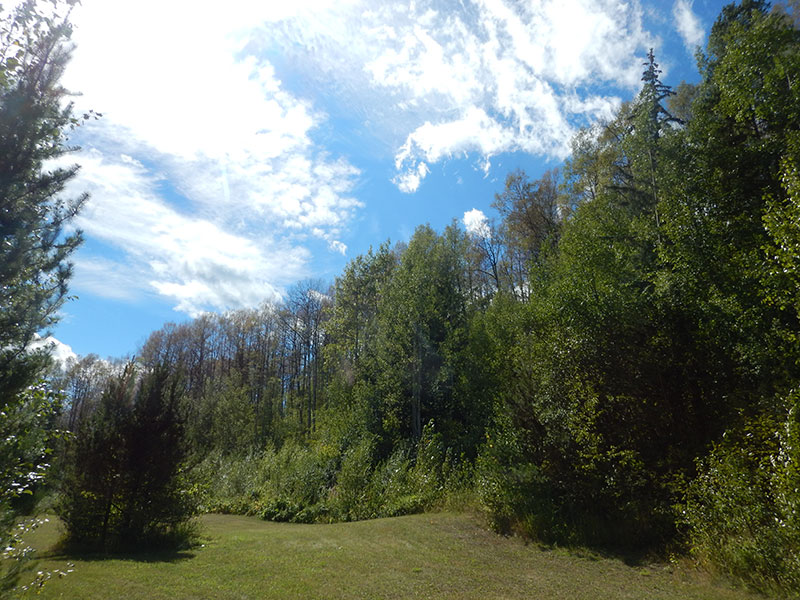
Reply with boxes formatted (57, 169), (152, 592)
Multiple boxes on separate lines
(12, 512), (760, 599)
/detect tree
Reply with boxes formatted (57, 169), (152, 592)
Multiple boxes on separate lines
(57, 363), (196, 551)
(0, 383), (62, 591)
(491, 169), (562, 299)
(479, 50), (713, 549)
(53, 354), (115, 430)
(0, 0), (89, 402)
(370, 224), (489, 454)
(658, 0), (800, 414)
(0, 0), (88, 587)
(671, 4), (800, 591)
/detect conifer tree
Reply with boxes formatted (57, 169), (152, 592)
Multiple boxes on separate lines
(0, 0), (88, 403)
(0, 1), (88, 587)
(57, 363), (196, 551)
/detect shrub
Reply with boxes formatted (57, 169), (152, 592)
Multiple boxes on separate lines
(192, 420), (472, 524)
(327, 435), (377, 520)
(0, 383), (62, 591)
(684, 394), (800, 596)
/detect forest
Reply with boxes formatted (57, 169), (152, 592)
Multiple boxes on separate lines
(1, 0), (799, 597)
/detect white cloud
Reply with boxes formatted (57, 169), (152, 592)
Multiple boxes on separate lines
(394, 161), (430, 194)
(65, 6), (363, 233)
(68, 150), (310, 316)
(328, 240), (348, 255)
(70, 256), (146, 302)
(27, 335), (77, 370)
(55, 0), (669, 314)
(463, 208), (490, 238)
(64, 0), (661, 203)
(150, 0), (654, 195)
(358, 0), (656, 191)
(673, 0), (704, 52)
(60, 1), (363, 315)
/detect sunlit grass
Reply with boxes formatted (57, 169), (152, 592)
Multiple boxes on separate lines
(14, 512), (759, 599)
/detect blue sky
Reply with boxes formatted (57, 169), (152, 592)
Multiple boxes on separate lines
(44, 0), (729, 361)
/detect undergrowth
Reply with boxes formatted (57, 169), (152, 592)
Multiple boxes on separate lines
(192, 421), (477, 524)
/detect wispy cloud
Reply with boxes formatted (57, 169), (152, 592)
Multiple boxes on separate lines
(63, 0), (361, 315)
(60, 0), (663, 313)
(673, 0), (704, 52)
(67, 149), (310, 316)
(214, 0), (658, 193)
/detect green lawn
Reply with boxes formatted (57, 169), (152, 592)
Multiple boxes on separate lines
(13, 512), (759, 599)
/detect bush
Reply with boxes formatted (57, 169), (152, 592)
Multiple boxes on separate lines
(684, 395), (800, 596)
(192, 420), (473, 524)
(327, 435), (377, 520)
(56, 364), (198, 552)
(0, 383), (62, 591)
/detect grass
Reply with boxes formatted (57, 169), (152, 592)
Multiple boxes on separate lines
(12, 512), (761, 599)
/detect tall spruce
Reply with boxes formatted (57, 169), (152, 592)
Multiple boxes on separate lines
(0, 0), (88, 402)
(0, 1), (88, 589)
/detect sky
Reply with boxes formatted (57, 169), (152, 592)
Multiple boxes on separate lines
(41, 0), (730, 362)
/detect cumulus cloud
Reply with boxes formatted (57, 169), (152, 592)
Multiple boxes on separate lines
(673, 0), (704, 52)
(358, 0), (656, 191)
(188, 0), (656, 194)
(327, 240), (347, 255)
(66, 3), (363, 234)
(62, 1), (362, 315)
(463, 208), (490, 238)
(27, 335), (77, 370)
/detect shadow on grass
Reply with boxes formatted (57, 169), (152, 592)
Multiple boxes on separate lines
(511, 528), (669, 568)
(44, 547), (199, 564)
(568, 544), (658, 568)
(39, 517), (208, 564)
(519, 538), (657, 567)
(43, 532), (207, 564)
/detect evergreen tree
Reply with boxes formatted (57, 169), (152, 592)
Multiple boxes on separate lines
(57, 363), (196, 551)
(0, 0), (89, 402)
(0, 0), (88, 588)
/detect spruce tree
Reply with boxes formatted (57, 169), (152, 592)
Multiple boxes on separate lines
(0, 1), (88, 588)
(57, 364), (196, 551)
(0, 0), (88, 403)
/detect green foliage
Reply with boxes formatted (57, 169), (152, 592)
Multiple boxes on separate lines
(0, 0), (90, 402)
(194, 440), (339, 521)
(56, 364), (197, 552)
(205, 373), (258, 456)
(478, 180), (698, 548)
(192, 420), (473, 525)
(684, 394), (800, 595)
(0, 383), (62, 591)
(473, 3), (800, 559)
(325, 226), (491, 459)
(0, 2), (87, 587)
(327, 434), (377, 520)
(764, 132), (800, 319)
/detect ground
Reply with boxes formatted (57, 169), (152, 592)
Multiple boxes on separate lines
(13, 512), (761, 599)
